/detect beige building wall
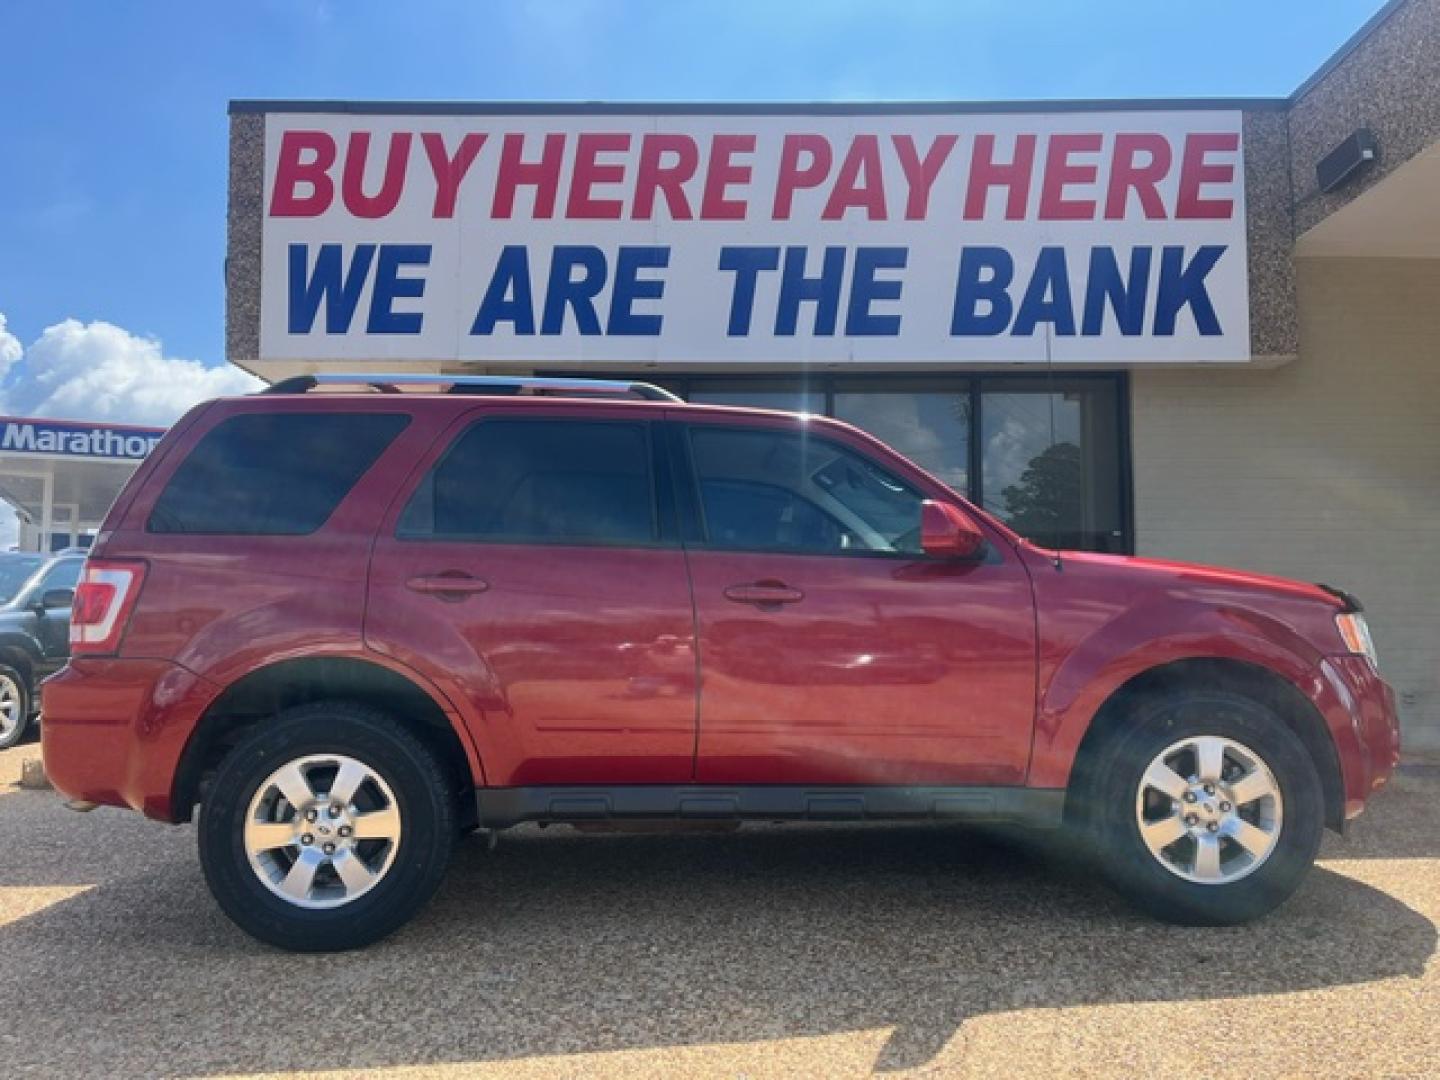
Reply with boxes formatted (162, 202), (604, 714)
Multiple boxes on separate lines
(1132, 257), (1440, 753)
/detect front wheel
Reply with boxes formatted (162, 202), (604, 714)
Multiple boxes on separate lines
(198, 702), (456, 951)
(0, 665), (32, 750)
(1088, 689), (1324, 926)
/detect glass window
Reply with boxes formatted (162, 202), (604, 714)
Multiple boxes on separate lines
(688, 379), (824, 414)
(833, 381), (971, 495)
(149, 413), (409, 536)
(399, 420), (657, 545)
(980, 383), (1124, 553)
(38, 559), (83, 595)
(0, 555), (45, 605)
(688, 426), (923, 556)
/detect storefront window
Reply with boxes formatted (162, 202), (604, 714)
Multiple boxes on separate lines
(980, 382), (1125, 553)
(687, 379), (824, 415)
(832, 380), (971, 495)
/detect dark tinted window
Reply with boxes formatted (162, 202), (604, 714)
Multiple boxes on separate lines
(399, 420), (656, 545)
(149, 412), (408, 535)
(38, 559), (83, 595)
(0, 555), (45, 604)
(688, 427), (923, 556)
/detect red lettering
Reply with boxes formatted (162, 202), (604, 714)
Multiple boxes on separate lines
(270, 130), (336, 217)
(567, 132), (631, 219)
(492, 133), (565, 219)
(634, 133), (698, 220)
(701, 134), (754, 220)
(421, 132), (486, 219)
(341, 131), (411, 219)
(892, 133), (957, 220)
(1105, 133), (1172, 219)
(773, 134), (832, 219)
(1177, 132), (1239, 219)
(822, 135), (886, 221)
(964, 133), (1036, 220)
(1039, 133), (1101, 220)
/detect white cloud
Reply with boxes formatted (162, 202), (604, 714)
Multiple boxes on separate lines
(0, 315), (22, 382)
(0, 314), (264, 550)
(1, 317), (263, 426)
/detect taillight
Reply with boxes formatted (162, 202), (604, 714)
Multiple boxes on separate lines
(70, 560), (148, 656)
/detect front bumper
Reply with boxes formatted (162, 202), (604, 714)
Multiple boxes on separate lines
(41, 658), (221, 822)
(1316, 655), (1401, 821)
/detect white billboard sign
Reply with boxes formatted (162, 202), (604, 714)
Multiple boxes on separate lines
(259, 109), (1249, 365)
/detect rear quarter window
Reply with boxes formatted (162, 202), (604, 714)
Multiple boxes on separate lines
(148, 412), (409, 535)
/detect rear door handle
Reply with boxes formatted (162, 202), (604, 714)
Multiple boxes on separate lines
(405, 573), (490, 600)
(723, 581), (805, 606)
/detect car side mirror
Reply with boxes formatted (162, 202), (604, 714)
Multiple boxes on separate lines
(921, 500), (987, 561)
(41, 588), (74, 611)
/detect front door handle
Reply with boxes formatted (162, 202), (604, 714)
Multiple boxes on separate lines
(405, 572), (490, 600)
(723, 581), (805, 606)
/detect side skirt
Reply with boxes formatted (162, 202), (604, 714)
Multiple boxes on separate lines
(476, 785), (1066, 830)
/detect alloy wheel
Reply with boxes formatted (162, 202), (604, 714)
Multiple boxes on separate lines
(244, 753), (402, 909)
(0, 675), (22, 742)
(1134, 735), (1283, 885)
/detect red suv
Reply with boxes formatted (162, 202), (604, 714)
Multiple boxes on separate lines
(42, 375), (1399, 951)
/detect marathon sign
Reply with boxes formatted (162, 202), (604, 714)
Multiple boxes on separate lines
(0, 417), (164, 461)
(259, 109), (1250, 365)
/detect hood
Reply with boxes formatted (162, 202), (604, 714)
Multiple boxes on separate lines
(1049, 549), (1349, 611)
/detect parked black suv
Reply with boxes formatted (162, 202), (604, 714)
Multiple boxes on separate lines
(0, 552), (84, 748)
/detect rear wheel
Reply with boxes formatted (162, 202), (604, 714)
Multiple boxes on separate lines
(0, 665), (32, 750)
(1087, 689), (1323, 925)
(198, 702), (456, 951)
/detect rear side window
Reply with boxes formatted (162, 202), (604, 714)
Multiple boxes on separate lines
(149, 412), (409, 535)
(398, 419), (657, 545)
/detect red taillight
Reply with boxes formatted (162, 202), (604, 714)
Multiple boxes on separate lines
(69, 560), (147, 656)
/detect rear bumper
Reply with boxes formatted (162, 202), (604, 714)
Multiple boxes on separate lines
(1316, 655), (1401, 821)
(41, 658), (221, 822)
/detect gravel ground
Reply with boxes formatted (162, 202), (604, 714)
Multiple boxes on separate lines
(1, 741), (1436, 1079)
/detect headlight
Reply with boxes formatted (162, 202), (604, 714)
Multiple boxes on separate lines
(1336, 612), (1379, 669)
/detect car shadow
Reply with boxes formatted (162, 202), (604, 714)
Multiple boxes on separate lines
(0, 809), (1434, 1077)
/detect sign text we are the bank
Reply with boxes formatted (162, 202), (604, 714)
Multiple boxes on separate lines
(259, 110), (1250, 365)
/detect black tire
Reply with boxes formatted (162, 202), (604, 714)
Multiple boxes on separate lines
(198, 701), (457, 951)
(0, 663), (32, 750)
(1086, 688), (1324, 926)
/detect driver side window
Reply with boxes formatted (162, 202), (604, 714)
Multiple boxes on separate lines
(687, 426), (924, 556)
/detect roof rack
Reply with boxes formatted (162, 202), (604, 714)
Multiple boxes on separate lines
(261, 373), (683, 403)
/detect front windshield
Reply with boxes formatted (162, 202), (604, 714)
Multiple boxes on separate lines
(0, 555), (46, 605)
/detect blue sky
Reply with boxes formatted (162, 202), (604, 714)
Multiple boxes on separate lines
(0, 0), (1386, 418)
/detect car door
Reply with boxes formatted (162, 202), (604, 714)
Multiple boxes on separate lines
(30, 558), (82, 668)
(676, 416), (1038, 786)
(365, 406), (698, 786)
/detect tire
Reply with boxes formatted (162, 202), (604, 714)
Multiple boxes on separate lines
(198, 701), (457, 951)
(1086, 688), (1324, 926)
(0, 664), (32, 750)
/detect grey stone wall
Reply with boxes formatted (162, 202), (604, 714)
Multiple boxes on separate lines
(1289, 0), (1440, 235)
(226, 112), (264, 377)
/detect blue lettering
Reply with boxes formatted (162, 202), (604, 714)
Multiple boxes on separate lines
(718, 246), (780, 336)
(287, 243), (374, 334)
(366, 244), (430, 334)
(845, 247), (906, 336)
(950, 247), (1013, 336)
(776, 246), (844, 336)
(607, 246), (669, 336)
(541, 246), (607, 336)
(1013, 247), (1075, 336)
(1082, 246), (1151, 336)
(471, 246), (536, 335)
(1154, 245), (1224, 336)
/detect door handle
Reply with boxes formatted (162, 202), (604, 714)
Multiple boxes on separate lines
(405, 573), (490, 600)
(723, 581), (804, 606)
